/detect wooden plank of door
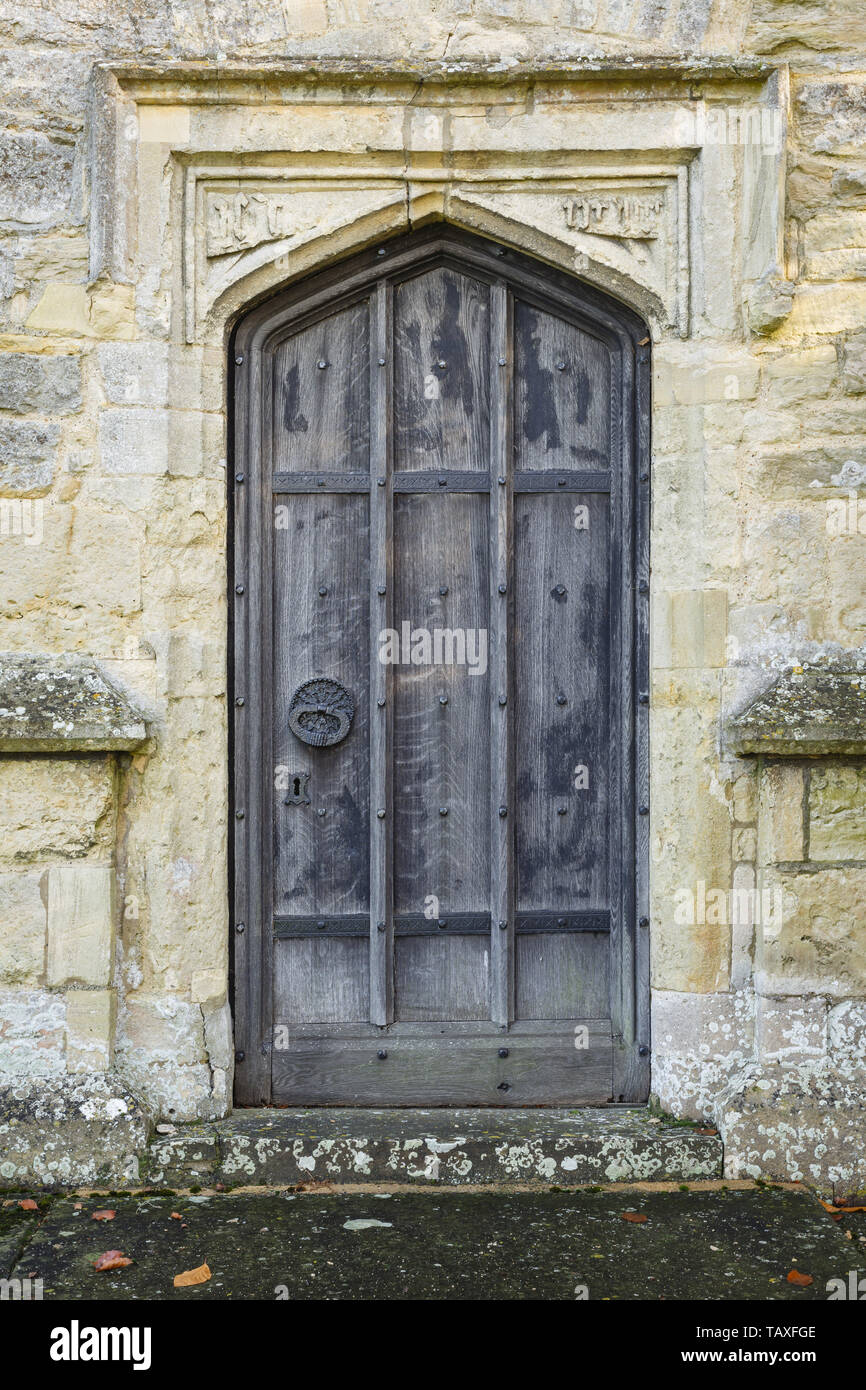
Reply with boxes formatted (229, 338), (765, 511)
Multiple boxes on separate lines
(489, 279), (513, 1028)
(369, 281), (393, 1025)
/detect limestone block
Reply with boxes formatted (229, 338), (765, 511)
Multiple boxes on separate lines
(730, 862), (756, 989)
(731, 770), (758, 825)
(99, 406), (220, 479)
(716, 1063), (866, 1194)
(763, 347), (837, 407)
(756, 867), (866, 998)
(0, 129), (75, 226)
(25, 283), (134, 339)
(65, 988), (115, 1072)
(796, 79), (866, 157)
(654, 346), (759, 407)
(651, 990), (755, 1121)
(755, 995), (827, 1065)
(0, 1073), (150, 1189)
(0, 988), (65, 1078)
(0, 871), (46, 987)
(828, 999), (866, 1075)
(46, 863), (115, 988)
(117, 993), (206, 1067)
(841, 333), (866, 394)
(191, 969), (226, 1010)
(809, 765), (866, 861)
(781, 284), (866, 339)
(203, 999), (233, 1072)
(757, 764), (805, 865)
(0, 756), (115, 867)
(0, 418), (59, 493)
(0, 353), (81, 414)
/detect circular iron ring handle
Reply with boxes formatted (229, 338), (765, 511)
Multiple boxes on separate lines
(288, 678), (354, 748)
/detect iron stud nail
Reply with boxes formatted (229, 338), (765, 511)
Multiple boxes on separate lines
(638, 691), (649, 704)
(438, 475), (448, 486)
(377, 247), (386, 256)
(498, 919), (507, 931)
(638, 1045), (650, 1057)
(555, 584), (566, 596)
(639, 804), (649, 815)
(437, 359), (446, 368)
(439, 585), (448, 596)
(556, 694), (567, 706)
(235, 1049), (245, 1061)
(498, 695), (507, 706)
(317, 808), (326, 817)
(498, 1047), (509, 1058)
(640, 471), (649, 482)
(557, 477), (566, 486)
(498, 475), (506, 485)
(497, 1081), (510, 1091)
(317, 359), (328, 369)
(557, 916), (567, 926)
(439, 806), (448, 816)
(378, 356), (386, 366)
(498, 356), (507, 366)
(317, 478), (325, 486)
(317, 919), (326, 929)
(377, 477), (386, 486)
(235, 355), (243, 365)
(377, 808), (386, 819)
(499, 805), (508, 818)
(639, 916), (649, 928)
(498, 582), (507, 594)
(377, 920), (386, 933)
(236, 922), (245, 934)
(557, 806), (567, 815)
(377, 1048), (388, 1058)
(318, 585), (328, 596)
(235, 583), (245, 594)
(555, 360), (567, 371)
(235, 472), (245, 483)
(438, 919), (447, 929)
(439, 695), (448, 705)
(235, 696), (245, 707)
(638, 579), (649, 594)
(236, 810), (245, 819)
(377, 697), (385, 707)
(377, 585), (386, 595)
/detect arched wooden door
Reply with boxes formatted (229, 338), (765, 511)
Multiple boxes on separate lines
(231, 227), (649, 1107)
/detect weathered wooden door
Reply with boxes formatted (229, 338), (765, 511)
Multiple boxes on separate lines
(232, 228), (649, 1107)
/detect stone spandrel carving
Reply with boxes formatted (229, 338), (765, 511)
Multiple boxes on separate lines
(562, 192), (665, 240)
(207, 190), (296, 257)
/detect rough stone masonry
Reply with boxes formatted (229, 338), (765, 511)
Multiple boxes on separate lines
(0, 1), (865, 1194)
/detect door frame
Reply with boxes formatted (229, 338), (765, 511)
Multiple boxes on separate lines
(229, 225), (650, 1107)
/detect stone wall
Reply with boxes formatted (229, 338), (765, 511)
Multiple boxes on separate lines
(0, 1), (864, 1190)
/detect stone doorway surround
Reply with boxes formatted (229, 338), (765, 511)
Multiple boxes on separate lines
(2, 58), (865, 1195)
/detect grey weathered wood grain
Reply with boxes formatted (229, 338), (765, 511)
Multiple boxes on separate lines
(273, 300), (370, 473)
(514, 300), (611, 470)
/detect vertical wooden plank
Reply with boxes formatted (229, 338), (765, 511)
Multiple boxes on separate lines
(489, 280), (513, 1029)
(514, 302), (611, 470)
(369, 281), (392, 1026)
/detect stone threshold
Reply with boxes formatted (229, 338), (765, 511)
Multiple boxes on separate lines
(146, 1107), (723, 1188)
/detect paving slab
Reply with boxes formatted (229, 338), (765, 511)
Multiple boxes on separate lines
(147, 1107), (723, 1187)
(6, 1187), (864, 1301)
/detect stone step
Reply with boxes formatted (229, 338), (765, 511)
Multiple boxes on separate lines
(146, 1107), (723, 1188)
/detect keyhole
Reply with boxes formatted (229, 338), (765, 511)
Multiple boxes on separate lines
(292, 776), (302, 799)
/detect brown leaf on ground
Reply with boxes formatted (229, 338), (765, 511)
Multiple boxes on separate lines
(18, 1199), (38, 1211)
(170, 1212), (182, 1220)
(621, 1212), (648, 1224)
(836, 1202), (866, 1213)
(696, 1127), (718, 1136)
(174, 1262), (211, 1287)
(73, 1202), (83, 1211)
(786, 1269), (813, 1286)
(92, 1209), (116, 1221)
(93, 1250), (133, 1271)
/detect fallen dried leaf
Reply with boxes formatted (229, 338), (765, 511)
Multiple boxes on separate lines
(170, 1212), (182, 1220)
(836, 1202), (866, 1213)
(92, 1210), (116, 1222)
(174, 1262), (211, 1287)
(696, 1127), (718, 1136)
(621, 1212), (647, 1224)
(93, 1250), (133, 1271)
(18, 1199), (38, 1211)
(73, 1202), (83, 1211)
(786, 1269), (813, 1287)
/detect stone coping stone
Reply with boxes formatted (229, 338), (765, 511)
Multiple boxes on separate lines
(0, 1075), (152, 1190)
(728, 667), (866, 757)
(147, 1107), (723, 1187)
(0, 652), (148, 752)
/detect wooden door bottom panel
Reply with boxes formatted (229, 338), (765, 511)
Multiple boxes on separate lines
(271, 1021), (613, 1106)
